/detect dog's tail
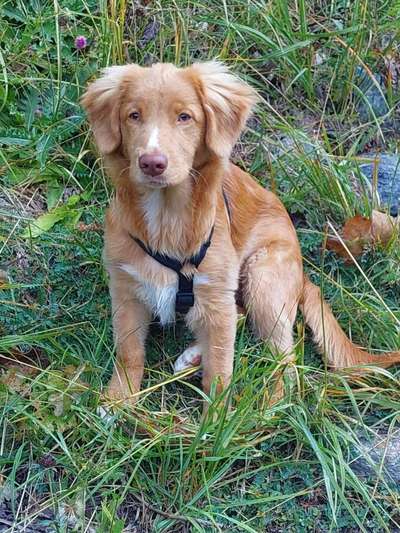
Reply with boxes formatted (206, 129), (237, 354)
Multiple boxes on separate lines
(299, 275), (400, 369)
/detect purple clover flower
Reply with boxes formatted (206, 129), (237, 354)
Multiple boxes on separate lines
(75, 35), (87, 50)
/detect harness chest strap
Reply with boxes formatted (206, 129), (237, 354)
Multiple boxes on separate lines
(130, 190), (231, 315)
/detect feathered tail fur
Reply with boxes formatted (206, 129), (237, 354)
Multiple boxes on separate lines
(300, 276), (400, 369)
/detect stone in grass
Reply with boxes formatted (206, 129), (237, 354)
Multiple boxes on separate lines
(359, 154), (400, 216)
(355, 66), (389, 121)
(351, 429), (400, 485)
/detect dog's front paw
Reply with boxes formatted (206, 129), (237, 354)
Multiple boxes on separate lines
(104, 377), (139, 408)
(174, 344), (202, 377)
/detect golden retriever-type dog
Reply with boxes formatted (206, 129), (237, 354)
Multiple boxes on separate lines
(82, 61), (400, 407)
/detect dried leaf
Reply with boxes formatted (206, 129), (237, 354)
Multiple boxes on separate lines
(326, 210), (399, 263)
(326, 215), (371, 261)
(0, 367), (32, 396)
(371, 210), (399, 243)
(342, 214), (372, 241)
(326, 236), (353, 262)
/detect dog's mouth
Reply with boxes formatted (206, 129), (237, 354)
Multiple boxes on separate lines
(135, 170), (170, 188)
(147, 176), (169, 188)
(135, 166), (189, 189)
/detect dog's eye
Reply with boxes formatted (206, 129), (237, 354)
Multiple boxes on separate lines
(129, 111), (140, 121)
(178, 112), (191, 122)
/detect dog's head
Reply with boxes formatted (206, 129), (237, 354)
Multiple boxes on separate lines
(81, 61), (258, 188)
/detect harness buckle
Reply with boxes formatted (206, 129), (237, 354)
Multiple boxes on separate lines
(175, 291), (195, 313)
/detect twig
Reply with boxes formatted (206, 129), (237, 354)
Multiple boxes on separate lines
(129, 492), (211, 526)
(131, 492), (187, 522)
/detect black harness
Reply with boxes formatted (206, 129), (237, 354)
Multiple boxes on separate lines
(132, 226), (214, 314)
(130, 190), (231, 315)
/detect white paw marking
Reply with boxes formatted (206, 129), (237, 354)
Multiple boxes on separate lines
(174, 344), (202, 374)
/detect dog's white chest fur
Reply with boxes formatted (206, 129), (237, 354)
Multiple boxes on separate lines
(120, 264), (208, 325)
(120, 264), (177, 324)
(136, 278), (177, 325)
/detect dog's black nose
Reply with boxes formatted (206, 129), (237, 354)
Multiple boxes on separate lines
(138, 153), (168, 176)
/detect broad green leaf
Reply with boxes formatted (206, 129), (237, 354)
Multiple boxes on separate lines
(46, 183), (64, 210)
(22, 209), (69, 238)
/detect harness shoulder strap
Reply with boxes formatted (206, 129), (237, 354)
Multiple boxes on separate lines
(132, 237), (183, 273)
(189, 226), (214, 268)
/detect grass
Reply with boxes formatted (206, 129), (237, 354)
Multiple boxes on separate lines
(1, 0), (400, 531)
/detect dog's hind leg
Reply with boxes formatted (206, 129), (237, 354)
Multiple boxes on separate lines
(242, 244), (303, 400)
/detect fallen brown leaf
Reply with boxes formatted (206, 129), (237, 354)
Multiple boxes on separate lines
(326, 210), (398, 263)
(326, 236), (354, 263)
(343, 214), (372, 241)
(371, 210), (399, 243)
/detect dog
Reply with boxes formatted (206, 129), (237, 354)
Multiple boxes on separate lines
(82, 61), (400, 407)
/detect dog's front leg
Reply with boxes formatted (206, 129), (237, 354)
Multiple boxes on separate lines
(196, 304), (237, 402)
(106, 275), (150, 406)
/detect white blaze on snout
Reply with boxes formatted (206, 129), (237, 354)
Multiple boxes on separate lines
(146, 127), (160, 150)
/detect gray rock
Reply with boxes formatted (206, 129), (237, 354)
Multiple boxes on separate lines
(355, 66), (389, 121)
(351, 428), (400, 485)
(263, 133), (330, 163)
(359, 153), (400, 216)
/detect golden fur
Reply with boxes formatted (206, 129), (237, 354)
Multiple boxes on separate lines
(82, 61), (400, 406)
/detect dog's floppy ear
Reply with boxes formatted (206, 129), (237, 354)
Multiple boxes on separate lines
(81, 65), (138, 155)
(190, 61), (259, 159)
